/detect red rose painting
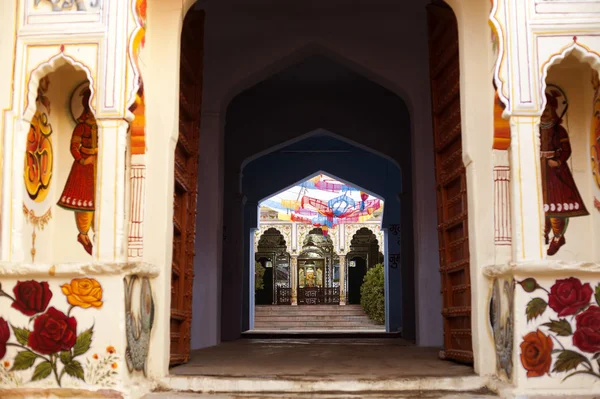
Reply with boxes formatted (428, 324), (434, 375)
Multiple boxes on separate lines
(11, 280), (53, 316)
(0, 317), (9, 360)
(573, 306), (600, 353)
(28, 307), (77, 355)
(0, 278), (101, 386)
(519, 277), (600, 381)
(548, 277), (592, 317)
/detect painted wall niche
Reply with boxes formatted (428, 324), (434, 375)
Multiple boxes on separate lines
(22, 63), (98, 263)
(541, 54), (597, 261)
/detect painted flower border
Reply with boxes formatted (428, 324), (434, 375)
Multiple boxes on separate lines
(0, 278), (104, 386)
(518, 277), (600, 381)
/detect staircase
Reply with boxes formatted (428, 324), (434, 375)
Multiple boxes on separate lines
(253, 304), (384, 331)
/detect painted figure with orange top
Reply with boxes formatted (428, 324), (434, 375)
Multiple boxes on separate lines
(57, 87), (97, 255)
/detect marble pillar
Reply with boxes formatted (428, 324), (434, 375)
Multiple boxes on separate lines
(339, 254), (346, 305)
(291, 255), (298, 305)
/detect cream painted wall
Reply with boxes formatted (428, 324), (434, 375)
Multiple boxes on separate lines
(0, 0), (16, 259)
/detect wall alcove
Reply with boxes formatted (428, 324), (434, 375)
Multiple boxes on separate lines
(542, 52), (599, 261)
(22, 63), (97, 263)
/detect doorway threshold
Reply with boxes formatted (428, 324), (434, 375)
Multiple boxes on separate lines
(163, 339), (484, 395)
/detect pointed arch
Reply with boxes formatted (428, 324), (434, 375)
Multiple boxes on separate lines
(221, 43), (414, 119)
(23, 52), (95, 123)
(540, 42), (600, 113)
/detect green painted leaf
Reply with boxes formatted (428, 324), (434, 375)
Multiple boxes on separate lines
(526, 298), (547, 322)
(595, 284), (600, 307)
(11, 351), (37, 371)
(60, 351), (72, 365)
(541, 319), (573, 336)
(31, 361), (52, 381)
(552, 350), (589, 373)
(73, 327), (93, 357)
(11, 325), (30, 346)
(64, 360), (84, 381)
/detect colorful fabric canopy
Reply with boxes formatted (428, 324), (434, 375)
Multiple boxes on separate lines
(260, 174), (383, 231)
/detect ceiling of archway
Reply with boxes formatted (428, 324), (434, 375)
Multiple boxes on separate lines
(260, 173), (383, 230)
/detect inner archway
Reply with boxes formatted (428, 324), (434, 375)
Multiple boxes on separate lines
(251, 174), (387, 332)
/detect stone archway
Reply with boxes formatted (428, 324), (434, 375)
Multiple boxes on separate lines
(141, 0), (497, 377)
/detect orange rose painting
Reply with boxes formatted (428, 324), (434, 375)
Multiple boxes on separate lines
(61, 278), (103, 309)
(520, 330), (553, 377)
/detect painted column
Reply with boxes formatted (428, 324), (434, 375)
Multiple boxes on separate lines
(509, 115), (545, 262)
(291, 255), (298, 305)
(95, 118), (128, 261)
(339, 254), (346, 305)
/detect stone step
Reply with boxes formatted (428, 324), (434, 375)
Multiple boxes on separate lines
(255, 309), (368, 316)
(252, 325), (387, 330)
(255, 306), (366, 311)
(253, 305), (379, 331)
(255, 323), (379, 329)
(255, 315), (374, 321)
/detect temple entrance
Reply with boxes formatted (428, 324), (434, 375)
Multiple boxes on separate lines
(167, 0), (486, 383)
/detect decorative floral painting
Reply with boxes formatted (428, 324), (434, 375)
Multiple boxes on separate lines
(518, 277), (600, 381)
(0, 278), (113, 387)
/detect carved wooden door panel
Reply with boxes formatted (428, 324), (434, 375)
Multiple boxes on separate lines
(170, 10), (204, 366)
(427, 2), (473, 364)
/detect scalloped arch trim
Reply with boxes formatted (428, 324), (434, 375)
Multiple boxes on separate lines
(23, 52), (95, 123)
(539, 42), (600, 112)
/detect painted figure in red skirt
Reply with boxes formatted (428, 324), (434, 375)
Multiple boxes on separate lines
(57, 86), (97, 255)
(541, 87), (589, 256)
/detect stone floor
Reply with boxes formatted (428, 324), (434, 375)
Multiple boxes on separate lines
(169, 338), (474, 379)
(144, 392), (497, 398)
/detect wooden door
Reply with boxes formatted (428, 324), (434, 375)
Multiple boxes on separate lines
(170, 9), (205, 366)
(426, 2), (473, 364)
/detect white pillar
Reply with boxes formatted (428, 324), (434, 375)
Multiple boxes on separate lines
(339, 254), (346, 305)
(509, 115), (544, 262)
(94, 118), (128, 261)
(291, 255), (298, 305)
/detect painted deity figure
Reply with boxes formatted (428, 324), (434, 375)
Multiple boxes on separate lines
(57, 87), (97, 255)
(540, 89), (588, 256)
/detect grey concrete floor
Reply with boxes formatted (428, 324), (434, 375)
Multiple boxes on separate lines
(169, 339), (474, 379)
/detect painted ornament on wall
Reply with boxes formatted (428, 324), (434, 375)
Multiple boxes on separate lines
(23, 76), (54, 262)
(34, 0), (101, 12)
(490, 278), (514, 379)
(24, 76), (53, 203)
(540, 84), (589, 256)
(518, 277), (600, 381)
(589, 70), (600, 212)
(124, 275), (154, 376)
(0, 278), (103, 386)
(57, 82), (98, 255)
(128, 0), (147, 155)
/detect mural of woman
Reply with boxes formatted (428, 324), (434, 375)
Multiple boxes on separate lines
(541, 85), (589, 256)
(57, 82), (97, 255)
